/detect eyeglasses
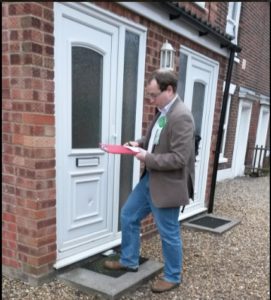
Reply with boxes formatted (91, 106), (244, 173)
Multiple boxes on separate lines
(145, 91), (163, 99)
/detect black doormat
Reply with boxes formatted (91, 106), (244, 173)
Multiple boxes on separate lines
(81, 254), (148, 278)
(189, 215), (230, 229)
(183, 213), (240, 234)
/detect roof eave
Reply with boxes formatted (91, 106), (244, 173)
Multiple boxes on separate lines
(162, 2), (242, 53)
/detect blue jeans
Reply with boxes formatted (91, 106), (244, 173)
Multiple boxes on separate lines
(120, 172), (182, 284)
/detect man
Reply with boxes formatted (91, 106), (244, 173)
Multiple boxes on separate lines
(104, 69), (195, 293)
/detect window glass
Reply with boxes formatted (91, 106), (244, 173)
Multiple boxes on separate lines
(231, 2), (238, 20)
(226, 2), (241, 44)
(191, 82), (206, 136)
(72, 46), (103, 149)
(119, 31), (139, 224)
(177, 53), (188, 101)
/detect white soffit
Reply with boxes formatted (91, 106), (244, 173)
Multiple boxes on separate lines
(118, 2), (229, 58)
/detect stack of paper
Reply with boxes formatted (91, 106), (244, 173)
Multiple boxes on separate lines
(99, 144), (140, 155)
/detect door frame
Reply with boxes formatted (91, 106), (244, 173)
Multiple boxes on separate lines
(179, 46), (219, 220)
(254, 104), (270, 167)
(232, 99), (253, 177)
(255, 105), (270, 148)
(54, 2), (147, 268)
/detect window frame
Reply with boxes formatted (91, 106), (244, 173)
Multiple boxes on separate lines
(194, 2), (206, 9)
(226, 2), (242, 45)
(219, 83), (236, 163)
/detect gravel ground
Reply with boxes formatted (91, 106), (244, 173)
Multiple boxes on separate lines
(2, 175), (270, 300)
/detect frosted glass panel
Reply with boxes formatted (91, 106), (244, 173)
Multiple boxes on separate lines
(177, 53), (188, 101)
(119, 31), (139, 221)
(191, 82), (205, 136)
(72, 46), (103, 149)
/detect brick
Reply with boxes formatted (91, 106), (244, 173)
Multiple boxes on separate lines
(13, 155), (25, 166)
(10, 66), (22, 77)
(25, 102), (44, 113)
(18, 244), (48, 257)
(38, 252), (56, 265)
(37, 234), (56, 247)
(23, 136), (55, 147)
(2, 212), (16, 223)
(2, 230), (17, 241)
(2, 174), (15, 185)
(2, 54), (10, 65)
(43, 21), (53, 34)
(36, 189), (56, 201)
(3, 247), (17, 259)
(44, 126), (55, 137)
(22, 263), (51, 276)
(35, 169), (55, 179)
(29, 3), (43, 17)
(22, 113), (54, 125)
(16, 177), (35, 189)
(2, 257), (21, 269)
(12, 134), (24, 145)
(44, 34), (54, 45)
(37, 218), (56, 230)
(2, 240), (17, 250)
(10, 54), (21, 65)
(34, 148), (55, 159)
(43, 8), (53, 21)
(2, 202), (16, 214)
(21, 16), (41, 29)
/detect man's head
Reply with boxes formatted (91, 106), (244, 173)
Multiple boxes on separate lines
(146, 69), (178, 109)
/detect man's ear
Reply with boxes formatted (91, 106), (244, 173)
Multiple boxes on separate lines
(167, 85), (174, 94)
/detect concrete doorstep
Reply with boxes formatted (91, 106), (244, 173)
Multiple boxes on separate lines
(58, 260), (164, 300)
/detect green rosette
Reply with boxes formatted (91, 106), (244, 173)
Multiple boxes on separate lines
(158, 116), (167, 128)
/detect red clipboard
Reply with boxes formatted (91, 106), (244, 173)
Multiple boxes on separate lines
(100, 143), (140, 155)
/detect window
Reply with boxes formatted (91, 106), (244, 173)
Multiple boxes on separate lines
(219, 83), (236, 163)
(118, 30), (140, 227)
(194, 2), (205, 9)
(226, 2), (242, 44)
(177, 52), (188, 101)
(191, 82), (206, 138)
(72, 46), (103, 149)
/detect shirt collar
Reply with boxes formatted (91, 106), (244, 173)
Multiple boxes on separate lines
(158, 94), (178, 115)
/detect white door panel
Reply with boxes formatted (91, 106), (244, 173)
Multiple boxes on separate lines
(232, 100), (252, 176)
(179, 47), (219, 219)
(55, 2), (147, 268)
(254, 107), (270, 167)
(55, 3), (119, 262)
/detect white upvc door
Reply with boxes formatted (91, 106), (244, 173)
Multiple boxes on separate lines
(179, 47), (219, 220)
(54, 3), (146, 269)
(54, 4), (120, 268)
(254, 105), (270, 167)
(232, 100), (253, 177)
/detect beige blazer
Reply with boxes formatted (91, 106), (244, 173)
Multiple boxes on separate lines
(137, 97), (195, 208)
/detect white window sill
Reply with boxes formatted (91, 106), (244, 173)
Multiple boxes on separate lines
(219, 157), (228, 164)
(234, 56), (240, 64)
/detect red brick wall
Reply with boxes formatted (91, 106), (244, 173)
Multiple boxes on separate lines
(218, 2), (270, 171)
(234, 2), (270, 95)
(2, 2), (56, 281)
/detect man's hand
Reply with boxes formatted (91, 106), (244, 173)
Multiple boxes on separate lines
(135, 148), (147, 162)
(124, 141), (139, 147)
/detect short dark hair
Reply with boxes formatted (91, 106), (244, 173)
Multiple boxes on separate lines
(148, 69), (178, 93)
